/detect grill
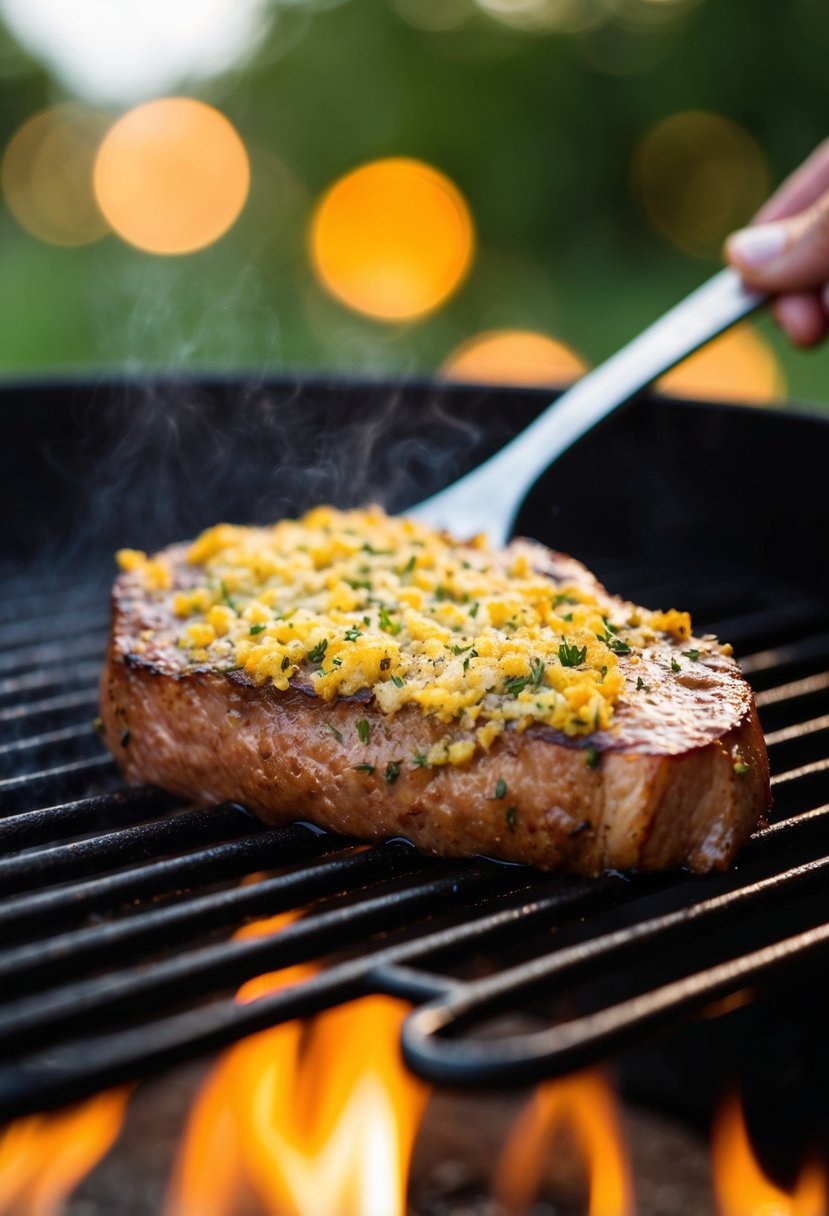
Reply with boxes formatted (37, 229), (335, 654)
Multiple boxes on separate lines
(3, 376), (829, 1125)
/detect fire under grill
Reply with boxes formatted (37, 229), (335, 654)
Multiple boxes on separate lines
(2, 378), (829, 1130)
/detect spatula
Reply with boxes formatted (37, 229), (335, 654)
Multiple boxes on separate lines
(410, 267), (767, 546)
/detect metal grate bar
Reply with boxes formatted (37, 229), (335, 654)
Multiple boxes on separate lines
(0, 786), (178, 851)
(0, 823), (341, 940)
(0, 802), (259, 894)
(0, 723), (99, 759)
(0, 755), (115, 813)
(0, 688), (99, 725)
(0, 864), (546, 1057)
(0, 662), (100, 698)
(0, 633), (109, 677)
(755, 670), (829, 709)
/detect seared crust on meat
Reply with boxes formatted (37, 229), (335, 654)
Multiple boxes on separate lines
(100, 539), (770, 875)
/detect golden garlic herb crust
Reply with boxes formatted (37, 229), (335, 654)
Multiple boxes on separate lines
(116, 505), (712, 764)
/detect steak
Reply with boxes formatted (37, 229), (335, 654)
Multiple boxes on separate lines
(99, 508), (770, 875)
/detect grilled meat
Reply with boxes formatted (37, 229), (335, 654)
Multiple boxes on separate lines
(100, 509), (770, 875)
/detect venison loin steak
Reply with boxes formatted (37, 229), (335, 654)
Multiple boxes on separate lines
(100, 506), (770, 875)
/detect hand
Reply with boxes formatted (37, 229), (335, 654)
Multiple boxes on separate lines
(725, 139), (829, 347)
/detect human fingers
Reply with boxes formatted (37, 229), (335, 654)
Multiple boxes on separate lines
(772, 292), (827, 348)
(754, 138), (829, 224)
(725, 191), (829, 294)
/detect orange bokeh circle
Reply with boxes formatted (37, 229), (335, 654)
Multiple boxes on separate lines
(442, 328), (586, 387)
(94, 97), (250, 255)
(310, 157), (475, 322)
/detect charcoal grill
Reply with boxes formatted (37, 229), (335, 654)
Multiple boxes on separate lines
(3, 376), (829, 1126)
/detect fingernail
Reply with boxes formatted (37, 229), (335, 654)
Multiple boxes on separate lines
(727, 223), (788, 267)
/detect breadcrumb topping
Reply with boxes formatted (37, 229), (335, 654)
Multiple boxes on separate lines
(117, 506), (702, 761)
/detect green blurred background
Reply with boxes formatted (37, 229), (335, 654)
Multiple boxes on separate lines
(0, 0), (826, 403)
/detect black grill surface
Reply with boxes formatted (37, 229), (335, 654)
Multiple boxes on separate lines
(2, 377), (829, 1121)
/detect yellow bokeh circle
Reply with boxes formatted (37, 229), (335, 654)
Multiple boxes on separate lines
(659, 323), (785, 404)
(442, 329), (586, 387)
(94, 98), (250, 256)
(2, 104), (110, 246)
(632, 111), (770, 258)
(310, 157), (475, 322)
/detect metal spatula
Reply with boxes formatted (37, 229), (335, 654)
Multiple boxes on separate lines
(410, 268), (767, 546)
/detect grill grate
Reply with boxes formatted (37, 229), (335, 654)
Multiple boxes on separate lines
(2, 571), (829, 1120)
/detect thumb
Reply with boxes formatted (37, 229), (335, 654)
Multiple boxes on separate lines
(725, 192), (829, 292)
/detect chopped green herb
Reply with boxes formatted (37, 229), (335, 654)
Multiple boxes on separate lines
(586, 745), (599, 769)
(399, 554), (416, 576)
(344, 626), (362, 642)
(281, 655), (291, 671)
(562, 612), (574, 622)
(362, 542), (392, 556)
(452, 643), (474, 656)
(671, 657), (681, 673)
(413, 751), (429, 768)
(469, 601), (479, 618)
(554, 593), (576, 607)
(558, 640), (586, 668)
(344, 577), (371, 591)
(390, 674), (404, 688)
(353, 763), (375, 774)
(324, 722), (343, 744)
(357, 718), (370, 744)
(249, 623), (267, 636)
(529, 656), (546, 688)
(597, 624), (631, 655)
(385, 760), (402, 784)
(635, 675), (646, 691)
(505, 675), (531, 697)
(307, 639), (328, 664)
(683, 649), (701, 661)
(463, 649), (478, 672)
(379, 605), (402, 634)
(217, 663), (244, 673)
(734, 761), (751, 776)
(602, 616), (619, 635)
(506, 806), (517, 831)
(599, 665), (608, 684)
(495, 778), (507, 800)
(435, 585), (449, 601)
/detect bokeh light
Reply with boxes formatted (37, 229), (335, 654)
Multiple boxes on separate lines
(0, 0), (272, 106)
(442, 328), (586, 386)
(2, 104), (110, 246)
(310, 157), (475, 322)
(658, 323), (785, 405)
(631, 111), (770, 258)
(93, 98), (250, 256)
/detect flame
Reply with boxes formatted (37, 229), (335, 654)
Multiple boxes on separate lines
(441, 327), (587, 388)
(659, 322), (785, 404)
(2, 103), (110, 246)
(494, 1069), (635, 1216)
(631, 110), (770, 258)
(0, 1088), (130, 1216)
(167, 913), (428, 1216)
(310, 157), (474, 321)
(93, 97), (250, 255)
(712, 1091), (828, 1216)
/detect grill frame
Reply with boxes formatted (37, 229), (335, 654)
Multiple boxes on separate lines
(3, 376), (829, 1122)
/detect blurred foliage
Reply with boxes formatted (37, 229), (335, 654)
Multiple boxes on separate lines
(0, 0), (827, 402)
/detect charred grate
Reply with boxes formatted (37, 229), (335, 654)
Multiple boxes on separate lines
(2, 571), (829, 1119)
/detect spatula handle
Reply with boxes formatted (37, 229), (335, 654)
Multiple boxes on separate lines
(411, 268), (767, 546)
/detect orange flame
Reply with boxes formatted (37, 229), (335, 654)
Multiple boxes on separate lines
(167, 913), (429, 1216)
(494, 1069), (635, 1216)
(712, 1091), (828, 1216)
(0, 1088), (130, 1216)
